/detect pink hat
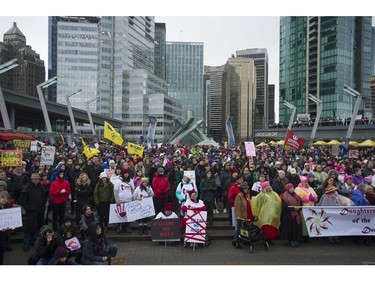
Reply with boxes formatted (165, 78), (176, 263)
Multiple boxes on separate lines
(299, 176), (308, 182)
(344, 175), (352, 182)
(364, 175), (373, 184)
(260, 181), (270, 189)
(285, 183), (294, 190)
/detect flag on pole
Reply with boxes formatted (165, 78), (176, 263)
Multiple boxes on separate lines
(284, 129), (305, 151)
(104, 121), (123, 146)
(147, 116), (157, 146)
(127, 142), (144, 157)
(81, 138), (100, 159)
(225, 116), (235, 146)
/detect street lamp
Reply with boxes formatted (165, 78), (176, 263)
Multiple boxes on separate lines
(283, 100), (296, 131)
(343, 85), (362, 143)
(0, 58), (18, 130)
(308, 94), (323, 147)
(36, 76), (58, 143)
(86, 97), (98, 136)
(65, 89), (82, 134)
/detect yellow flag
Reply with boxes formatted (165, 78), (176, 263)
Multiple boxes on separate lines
(81, 138), (100, 160)
(104, 121), (123, 146)
(127, 142), (144, 157)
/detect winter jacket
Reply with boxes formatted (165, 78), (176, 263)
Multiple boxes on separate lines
(81, 222), (111, 265)
(199, 178), (217, 203)
(351, 190), (368, 206)
(34, 225), (65, 259)
(94, 181), (114, 205)
(49, 177), (71, 204)
(228, 183), (241, 207)
(113, 178), (135, 203)
(151, 174), (170, 199)
(175, 180), (198, 203)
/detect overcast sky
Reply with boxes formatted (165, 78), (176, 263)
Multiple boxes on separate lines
(0, 1), (374, 122)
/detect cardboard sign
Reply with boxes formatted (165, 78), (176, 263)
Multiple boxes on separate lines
(0, 207), (23, 231)
(40, 146), (56, 165)
(151, 218), (181, 241)
(0, 150), (22, 167)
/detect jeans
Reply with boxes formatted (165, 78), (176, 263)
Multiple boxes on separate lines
(234, 220), (243, 242)
(23, 232), (36, 246)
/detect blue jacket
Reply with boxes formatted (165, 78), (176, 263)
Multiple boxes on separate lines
(351, 189), (368, 206)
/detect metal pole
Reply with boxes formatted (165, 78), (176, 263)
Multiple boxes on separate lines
(309, 95), (323, 147)
(0, 87), (12, 130)
(284, 101), (296, 131)
(346, 94), (362, 141)
(36, 84), (53, 142)
(86, 97), (98, 136)
(66, 89), (82, 134)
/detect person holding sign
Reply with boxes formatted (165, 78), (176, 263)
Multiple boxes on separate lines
(133, 177), (154, 235)
(0, 191), (12, 265)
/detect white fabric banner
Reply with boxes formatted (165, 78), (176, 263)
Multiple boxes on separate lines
(301, 206), (375, 237)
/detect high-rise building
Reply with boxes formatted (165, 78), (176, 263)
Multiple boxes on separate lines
(371, 27), (375, 76)
(48, 16), (100, 111)
(97, 17), (180, 142)
(370, 76), (375, 123)
(268, 84), (275, 126)
(204, 65), (226, 141)
(166, 41), (204, 122)
(236, 48), (269, 129)
(279, 16), (373, 124)
(0, 22), (45, 97)
(154, 23), (166, 80)
(225, 58), (256, 142)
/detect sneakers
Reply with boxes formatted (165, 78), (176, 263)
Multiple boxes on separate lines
(213, 209), (219, 214)
(223, 209), (227, 214)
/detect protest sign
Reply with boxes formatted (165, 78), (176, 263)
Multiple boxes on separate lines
(40, 146), (56, 165)
(0, 150), (22, 167)
(109, 197), (155, 223)
(0, 207), (23, 231)
(151, 218), (181, 242)
(184, 210), (207, 244)
(13, 139), (31, 155)
(65, 237), (81, 251)
(244, 141), (256, 157)
(301, 206), (375, 237)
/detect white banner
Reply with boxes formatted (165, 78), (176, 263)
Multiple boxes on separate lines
(108, 197), (155, 223)
(301, 206), (375, 237)
(0, 207), (22, 231)
(40, 145), (55, 165)
(184, 210), (207, 244)
(244, 141), (256, 157)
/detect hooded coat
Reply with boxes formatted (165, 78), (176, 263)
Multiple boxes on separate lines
(81, 222), (111, 265)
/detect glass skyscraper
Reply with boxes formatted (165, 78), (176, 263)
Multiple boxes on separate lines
(48, 16), (100, 112)
(166, 41), (204, 122)
(279, 16), (372, 123)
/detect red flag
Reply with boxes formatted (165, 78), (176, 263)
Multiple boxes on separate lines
(284, 129), (305, 151)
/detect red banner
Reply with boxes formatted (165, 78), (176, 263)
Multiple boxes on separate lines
(284, 130), (305, 151)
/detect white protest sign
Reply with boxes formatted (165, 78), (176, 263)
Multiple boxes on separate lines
(184, 210), (207, 244)
(301, 206), (375, 237)
(244, 141), (256, 157)
(0, 207), (23, 231)
(109, 197), (155, 223)
(40, 146), (56, 165)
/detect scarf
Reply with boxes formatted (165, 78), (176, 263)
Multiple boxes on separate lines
(282, 191), (301, 224)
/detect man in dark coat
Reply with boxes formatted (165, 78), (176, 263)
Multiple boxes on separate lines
(19, 173), (49, 252)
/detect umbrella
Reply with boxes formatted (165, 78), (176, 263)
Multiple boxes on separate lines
(356, 139), (375, 147)
(256, 142), (268, 147)
(313, 140), (328, 146)
(268, 140), (276, 145)
(326, 140), (342, 146)
(277, 140), (285, 145)
(349, 141), (359, 147)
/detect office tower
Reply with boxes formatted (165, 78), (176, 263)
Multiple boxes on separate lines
(225, 58), (256, 142)
(166, 41), (204, 122)
(268, 84), (275, 126)
(279, 16), (372, 124)
(236, 48), (269, 129)
(97, 17), (180, 142)
(372, 27), (375, 76)
(154, 22), (166, 80)
(48, 16), (100, 112)
(204, 65), (226, 141)
(0, 22), (45, 97)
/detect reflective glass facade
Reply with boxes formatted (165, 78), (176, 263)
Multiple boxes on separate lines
(48, 16), (100, 112)
(279, 16), (372, 123)
(166, 42), (204, 121)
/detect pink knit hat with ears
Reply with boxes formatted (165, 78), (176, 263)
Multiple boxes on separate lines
(285, 183), (294, 190)
(260, 181), (270, 189)
(299, 176), (308, 182)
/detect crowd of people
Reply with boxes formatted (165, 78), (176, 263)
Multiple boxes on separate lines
(0, 137), (375, 265)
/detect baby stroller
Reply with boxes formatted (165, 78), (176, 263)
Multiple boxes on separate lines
(232, 217), (269, 253)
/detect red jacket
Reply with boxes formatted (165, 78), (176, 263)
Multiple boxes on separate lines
(151, 174), (170, 198)
(228, 183), (240, 207)
(49, 177), (71, 204)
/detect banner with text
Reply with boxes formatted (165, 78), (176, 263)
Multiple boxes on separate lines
(301, 206), (375, 237)
(284, 129), (305, 151)
(127, 142), (144, 157)
(151, 218), (181, 242)
(108, 197), (155, 223)
(13, 139), (31, 155)
(0, 150), (22, 167)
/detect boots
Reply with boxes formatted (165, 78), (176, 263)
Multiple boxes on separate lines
(143, 225), (148, 235)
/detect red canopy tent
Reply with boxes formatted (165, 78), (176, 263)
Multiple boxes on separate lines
(0, 132), (36, 141)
